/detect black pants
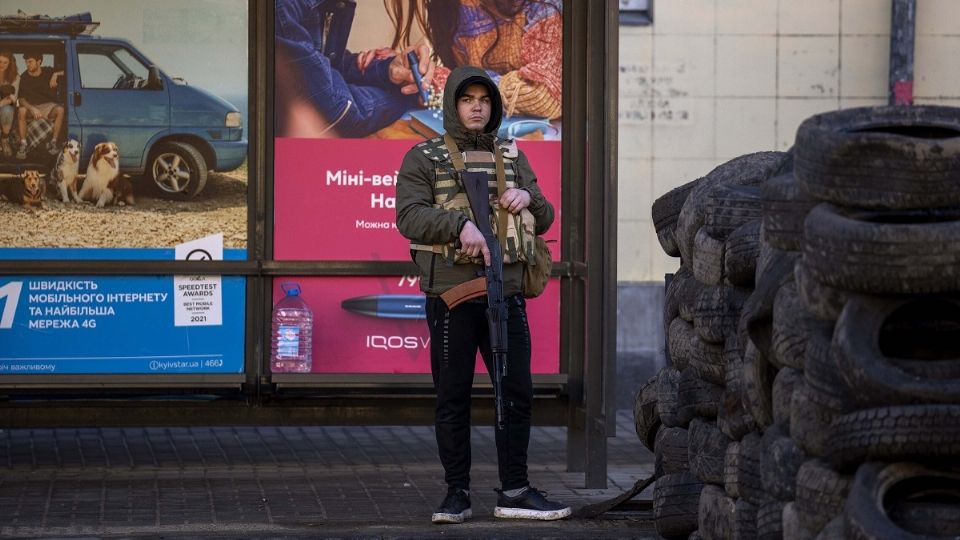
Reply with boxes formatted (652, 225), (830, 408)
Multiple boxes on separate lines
(425, 294), (533, 492)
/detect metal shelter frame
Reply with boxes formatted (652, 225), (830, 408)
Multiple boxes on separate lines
(0, 0), (619, 487)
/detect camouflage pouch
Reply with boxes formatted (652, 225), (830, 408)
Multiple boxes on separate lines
(522, 236), (552, 298)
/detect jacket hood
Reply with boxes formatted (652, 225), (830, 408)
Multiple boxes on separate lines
(443, 66), (503, 146)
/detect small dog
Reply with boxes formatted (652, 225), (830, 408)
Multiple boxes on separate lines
(50, 139), (82, 203)
(110, 175), (136, 206)
(0, 170), (44, 209)
(78, 142), (120, 208)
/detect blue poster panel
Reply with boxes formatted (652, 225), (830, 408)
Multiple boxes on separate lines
(0, 248), (246, 375)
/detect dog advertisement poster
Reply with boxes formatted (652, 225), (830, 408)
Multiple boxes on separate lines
(272, 0), (564, 374)
(0, 1), (248, 375)
(0, 0), (248, 254)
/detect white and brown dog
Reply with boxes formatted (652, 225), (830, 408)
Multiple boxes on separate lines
(79, 142), (127, 207)
(50, 139), (82, 203)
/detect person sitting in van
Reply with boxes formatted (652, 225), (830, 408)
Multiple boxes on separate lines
(0, 51), (19, 159)
(15, 52), (64, 159)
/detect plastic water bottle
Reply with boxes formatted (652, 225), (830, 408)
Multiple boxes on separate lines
(270, 282), (313, 373)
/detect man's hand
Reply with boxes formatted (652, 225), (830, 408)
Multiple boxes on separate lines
(30, 107), (43, 120)
(388, 43), (435, 102)
(499, 188), (531, 214)
(50, 71), (63, 89)
(459, 220), (491, 267)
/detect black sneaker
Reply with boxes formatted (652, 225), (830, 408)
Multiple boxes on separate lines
(431, 488), (471, 524)
(494, 487), (572, 520)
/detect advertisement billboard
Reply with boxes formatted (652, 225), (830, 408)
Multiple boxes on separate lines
(0, 0), (248, 254)
(273, 0), (564, 374)
(0, 1), (249, 375)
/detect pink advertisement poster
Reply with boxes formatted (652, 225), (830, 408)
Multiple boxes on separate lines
(273, 0), (563, 374)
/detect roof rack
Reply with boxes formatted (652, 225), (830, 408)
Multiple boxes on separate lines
(0, 12), (99, 36)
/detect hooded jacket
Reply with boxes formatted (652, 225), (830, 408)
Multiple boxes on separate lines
(395, 66), (555, 296)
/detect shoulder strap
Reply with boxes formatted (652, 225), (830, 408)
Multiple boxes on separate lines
(443, 133), (466, 171)
(494, 145), (508, 249)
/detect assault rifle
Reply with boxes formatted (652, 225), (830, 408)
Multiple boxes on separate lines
(460, 170), (509, 431)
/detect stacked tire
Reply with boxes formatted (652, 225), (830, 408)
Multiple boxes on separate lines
(645, 151), (791, 539)
(642, 105), (960, 539)
(791, 106), (960, 539)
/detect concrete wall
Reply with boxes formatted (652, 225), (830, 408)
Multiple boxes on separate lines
(615, 0), (960, 405)
(617, 0), (960, 284)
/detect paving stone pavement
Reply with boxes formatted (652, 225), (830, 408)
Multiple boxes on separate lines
(0, 410), (656, 539)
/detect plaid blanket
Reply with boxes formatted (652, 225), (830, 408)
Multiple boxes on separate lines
(25, 118), (53, 152)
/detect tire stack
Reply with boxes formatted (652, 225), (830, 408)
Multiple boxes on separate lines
(640, 105), (960, 540)
(788, 105), (960, 539)
(643, 151), (792, 539)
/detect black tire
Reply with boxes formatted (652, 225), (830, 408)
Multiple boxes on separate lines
(654, 179), (699, 257)
(658, 367), (683, 428)
(635, 374), (661, 451)
(741, 335), (776, 429)
(676, 152), (792, 265)
(802, 321), (855, 413)
(771, 282), (821, 370)
(761, 423), (806, 502)
(718, 346), (758, 441)
(757, 500), (786, 540)
(733, 498), (758, 540)
(665, 267), (698, 342)
(688, 419), (731, 485)
(790, 380), (847, 458)
(738, 246), (797, 359)
(794, 105), (960, 209)
(845, 462), (960, 539)
(793, 260), (847, 322)
(762, 172), (818, 251)
(833, 295), (960, 407)
(756, 238), (801, 292)
(703, 184), (763, 240)
(654, 472), (704, 539)
(655, 426), (690, 477)
(693, 285), (751, 344)
(668, 317), (697, 372)
(724, 220), (761, 287)
(147, 141), (209, 198)
(678, 272), (705, 323)
(688, 336), (726, 386)
(795, 459), (852, 533)
(693, 228), (726, 285)
(772, 367), (801, 427)
(815, 516), (844, 540)
(783, 502), (816, 540)
(736, 432), (765, 506)
(698, 484), (735, 540)
(803, 203), (960, 295)
(723, 441), (741, 498)
(826, 405), (960, 469)
(677, 368), (724, 425)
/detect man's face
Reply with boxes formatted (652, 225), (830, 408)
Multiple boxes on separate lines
(457, 83), (492, 133)
(25, 57), (41, 73)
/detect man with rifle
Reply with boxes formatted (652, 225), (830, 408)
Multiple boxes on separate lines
(396, 66), (568, 524)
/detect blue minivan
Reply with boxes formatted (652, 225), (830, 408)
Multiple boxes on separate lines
(0, 13), (246, 198)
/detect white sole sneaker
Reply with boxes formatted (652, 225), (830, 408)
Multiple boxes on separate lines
(431, 508), (472, 524)
(493, 505), (572, 520)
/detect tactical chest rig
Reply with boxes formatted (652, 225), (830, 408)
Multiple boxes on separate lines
(408, 135), (537, 267)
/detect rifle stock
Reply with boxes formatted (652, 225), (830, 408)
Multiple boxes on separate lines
(460, 170), (509, 430)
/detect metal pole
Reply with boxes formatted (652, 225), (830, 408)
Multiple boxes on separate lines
(889, 0), (916, 106)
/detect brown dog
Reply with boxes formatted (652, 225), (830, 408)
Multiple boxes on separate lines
(110, 175), (136, 206)
(0, 170), (44, 209)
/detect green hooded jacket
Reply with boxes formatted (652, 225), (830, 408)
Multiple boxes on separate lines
(395, 66), (555, 296)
